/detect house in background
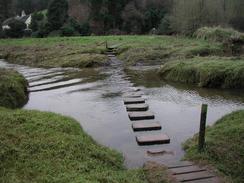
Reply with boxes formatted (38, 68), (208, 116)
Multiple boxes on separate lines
(2, 11), (32, 30)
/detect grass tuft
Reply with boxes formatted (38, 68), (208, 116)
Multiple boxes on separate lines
(0, 69), (28, 108)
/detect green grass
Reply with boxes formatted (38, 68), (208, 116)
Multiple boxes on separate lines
(159, 57), (244, 89)
(0, 108), (148, 183)
(0, 37), (109, 68)
(0, 35), (224, 67)
(183, 110), (244, 183)
(0, 69), (28, 108)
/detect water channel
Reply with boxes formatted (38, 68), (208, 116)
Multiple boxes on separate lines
(1, 58), (243, 168)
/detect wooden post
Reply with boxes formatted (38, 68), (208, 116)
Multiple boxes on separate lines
(105, 41), (108, 49)
(198, 104), (208, 152)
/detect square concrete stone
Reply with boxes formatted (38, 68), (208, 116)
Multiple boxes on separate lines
(124, 98), (145, 104)
(132, 121), (161, 131)
(128, 111), (154, 120)
(123, 92), (143, 98)
(136, 133), (170, 145)
(126, 104), (149, 111)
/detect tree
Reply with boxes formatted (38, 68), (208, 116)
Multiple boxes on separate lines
(47, 0), (69, 30)
(0, 0), (13, 24)
(4, 19), (26, 38)
(122, 1), (145, 34)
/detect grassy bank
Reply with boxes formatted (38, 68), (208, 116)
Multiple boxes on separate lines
(183, 110), (244, 183)
(0, 37), (109, 68)
(0, 108), (149, 183)
(0, 69), (28, 108)
(0, 35), (223, 68)
(159, 57), (244, 89)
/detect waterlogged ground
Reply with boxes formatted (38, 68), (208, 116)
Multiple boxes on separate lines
(1, 59), (244, 168)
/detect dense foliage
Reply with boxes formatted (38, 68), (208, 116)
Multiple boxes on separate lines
(47, 0), (68, 31)
(0, 0), (243, 36)
(4, 19), (26, 38)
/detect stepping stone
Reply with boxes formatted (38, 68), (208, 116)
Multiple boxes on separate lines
(175, 171), (215, 182)
(170, 165), (206, 175)
(123, 93), (142, 98)
(126, 104), (149, 111)
(132, 121), (161, 131)
(168, 161), (194, 169)
(136, 133), (170, 145)
(124, 98), (145, 105)
(183, 177), (220, 183)
(128, 111), (154, 120)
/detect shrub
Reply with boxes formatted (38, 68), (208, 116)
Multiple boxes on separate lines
(48, 30), (62, 37)
(36, 22), (51, 37)
(158, 15), (172, 35)
(61, 25), (75, 36)
(80, 22), (91, 36)
(0, 27), (6, 38)
(4, 19), (26, 38)
(23, 29), (32, 37)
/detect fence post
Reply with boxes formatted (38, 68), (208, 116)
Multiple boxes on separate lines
(198, 104), (208, 152)
(105, 41), (108, 49)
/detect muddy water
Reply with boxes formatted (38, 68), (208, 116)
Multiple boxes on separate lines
(1, 59), (244, 168)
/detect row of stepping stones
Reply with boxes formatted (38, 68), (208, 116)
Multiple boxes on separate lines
(123, 89), (170, 146)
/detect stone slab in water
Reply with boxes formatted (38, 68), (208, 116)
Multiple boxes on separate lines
(123, 93), (142, 98)
(175, 171), (215, 182)
(128, 111), (154, 120)
(136, 133), (170, 145)
(132, 121), (161, 131)
(170, 165), (206, 175)
(181, 177), (220, 183)
(168, 161), (194, 169)
(126, 104), (149, 111)
(124, 98), (145, 104)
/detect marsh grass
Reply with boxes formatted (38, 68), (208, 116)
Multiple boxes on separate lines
(194, 27), (244, 43)
(183, 110), (244, 183)
(0, 69), (28, 108)
(159, 57), (244, 89)
(0, 35), (224, 67)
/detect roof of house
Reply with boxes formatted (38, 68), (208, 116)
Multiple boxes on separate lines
(2, 15), (30, 26)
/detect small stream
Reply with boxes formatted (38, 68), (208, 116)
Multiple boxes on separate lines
(1, 59), (244, 168)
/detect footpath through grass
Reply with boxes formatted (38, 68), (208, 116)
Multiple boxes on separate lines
(0, 108), (148, 183)
(183, 110), (244, 183)
(0, 68), (28, 108)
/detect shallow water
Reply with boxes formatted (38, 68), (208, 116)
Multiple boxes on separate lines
(1, 59), (244, 168)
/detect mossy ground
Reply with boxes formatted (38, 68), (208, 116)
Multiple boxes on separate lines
(159, 57), (244, 89)
(0, 108), (148, 183)
(0, 68), (28, 108)
(183, 110), (244, 183)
